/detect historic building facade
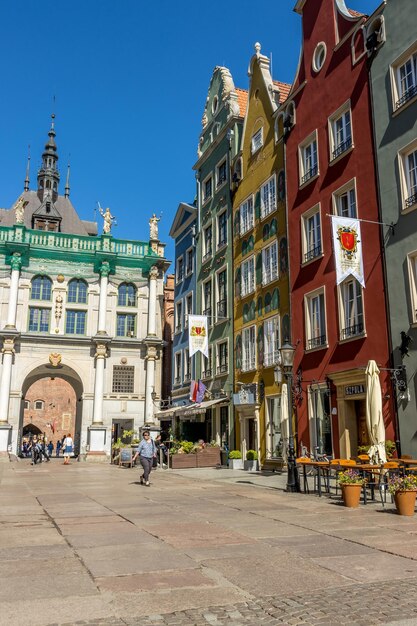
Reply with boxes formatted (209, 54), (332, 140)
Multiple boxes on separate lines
(370, 0), (417, 456)
(232, 44), (290, 462)
(283, 0), (394, 459)
(0, 118), (169, 458)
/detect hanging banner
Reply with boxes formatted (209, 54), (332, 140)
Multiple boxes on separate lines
(331, 216), (365, 287)
(188, 315), (209, 357)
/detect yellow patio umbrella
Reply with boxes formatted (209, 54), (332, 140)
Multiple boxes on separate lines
(365, 360), (386, 464)
(280, 383), (289, 463)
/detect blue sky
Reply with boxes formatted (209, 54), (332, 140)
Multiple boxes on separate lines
(0, 0), (378, 268)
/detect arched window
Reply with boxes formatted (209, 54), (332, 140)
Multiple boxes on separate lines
(31, 276), (52, 301)
(68, 279), (88, 304)
(46, 180), (51, 189)
(118, 283), (136, 307)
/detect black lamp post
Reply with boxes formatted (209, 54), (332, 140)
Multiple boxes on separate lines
(280, 340), (300, 493)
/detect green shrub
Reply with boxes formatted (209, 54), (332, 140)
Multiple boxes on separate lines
(228, 450), (242, 460)
(179, 440), (195, 454)
(246, 449), (258, 461)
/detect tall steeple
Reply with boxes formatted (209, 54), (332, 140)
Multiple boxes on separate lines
(65, 161), (70, 198)
(24, 145), (30, 192)
(37, 114), (60, 201)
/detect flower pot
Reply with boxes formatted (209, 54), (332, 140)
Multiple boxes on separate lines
(228, 458), (244, 470)
(394, 490), (417, 516)
(196, 447), (221, 467)
(244, 460), (259, 472)
(170, 454), (197, 469)
(341, 484), (362, 508)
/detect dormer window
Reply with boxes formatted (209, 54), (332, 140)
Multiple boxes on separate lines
(251, 128), (263, 154)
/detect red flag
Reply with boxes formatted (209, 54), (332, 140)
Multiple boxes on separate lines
(190, 380), (198, 402)
(51, 419), (56, 434)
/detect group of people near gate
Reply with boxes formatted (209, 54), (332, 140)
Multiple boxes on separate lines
(22, 433), (74, 464)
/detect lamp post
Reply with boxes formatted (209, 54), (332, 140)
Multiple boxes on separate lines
(280, 341), (300, 493)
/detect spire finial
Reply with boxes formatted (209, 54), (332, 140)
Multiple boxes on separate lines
(24, 145), (31, 192)
(65, 158), (71, 198)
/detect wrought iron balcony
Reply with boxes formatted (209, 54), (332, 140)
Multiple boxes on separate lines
(300, 165), (318, 185)
(332, 136), (352, 160)
(308, 335), (326, 349)
(184, 373), (191, 383)
(217, 364), (228, 375)
(217, 299), (227, 319)
(202, 251), (212, 264)
(174, 377), (181, 385)
(341, 322), (364, 340)
(202, 369), (212, 378)
(217, 237), (227, 248)
(304, 245), (322, 263)
(405, 192), (417, 209)
(396, 84), (417, 110)
(203, 307), (212, 319)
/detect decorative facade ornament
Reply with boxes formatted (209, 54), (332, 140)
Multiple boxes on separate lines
(10, 253), (22, 271)
(100, 261), (111, 277)
(149, 213), (160, 240)
(49, 353), (62, 367)
(13, 197), (27, 224)
(149, 265), (159, 280)
(54, 294), (63, 321)
(95, 343), (108, 359)
(57, 274), (65, 283)
(2, 337), (15, 354)
(146, 345), (157, 360)
(99, 206), (116, 234)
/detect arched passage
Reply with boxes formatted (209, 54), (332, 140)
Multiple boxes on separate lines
(18, 363), (84, 456)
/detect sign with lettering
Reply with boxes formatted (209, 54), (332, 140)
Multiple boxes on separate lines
(119, 447), (134, 466)
(345, 385), (365, 396)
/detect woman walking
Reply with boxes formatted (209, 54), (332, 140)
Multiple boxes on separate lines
(133, 430), (156, 486)
(62, 433), (73, 465)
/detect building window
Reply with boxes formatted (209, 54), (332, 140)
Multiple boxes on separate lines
(175, 301), (182, 333)
(202, 225), (212, 262)
(302, 205), (322, 263)
(251, 128), (263, 154)
(339, 278), (364, 340)
(217, 211), (227, 248)
(217, 341), (228, 375)
(31, 276), (52, 301)
(116, 313), (136, 337)
(308, 386), (332, 456)
(117, 283), (136, 307)
(240, 196), (254, 235)
(112, 365), (134, 393)
(329, 104), (352, 161)
(313, 42), (326, 73)
(174, 352), (182, 385)
(184, 348), (191, 382)
(65, 310), (86, 335)
(186, 248), (193, 275)
(264, 316), (280, 367)
(333, 180), (357, 218)
(299, 132), (318, 186)
(392, 46), (417, 111)
(176, 256), (184, 283)
(242, 325), (256, 371)
(34, 400), (44, 410)
(185, 293), (193, 328)
(203, 176), (213, 203)
(260, 175), (276, 219)
(217, 269), (227, 320)
(202, 347), (212, 379)
(267, 396), (283, 458)
(216, 159), (227, 188)
(262, 241), (279, 285)
(68, 279), (88, 304)
(241, 256), (255, 297)
(400, 143), (417, 210)
(408, 252), (417, 323)
(305, 289), (327, 350)
(203, 280), (212, 319)
(28, 307), (50, 332)
(24, 400), (29, 409)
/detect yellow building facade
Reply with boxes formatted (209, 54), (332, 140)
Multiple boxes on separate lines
(232, 44), (290, 466)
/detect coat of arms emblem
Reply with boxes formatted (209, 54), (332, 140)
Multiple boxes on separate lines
(190, 324), (206, 337)
(49, 353), (62, 367)
(337, 226), (359, 259)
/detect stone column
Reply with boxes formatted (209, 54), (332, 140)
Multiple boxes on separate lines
(0, 336), (16, 451)
(144, 346), (157, 424)
(88, 341), (108, 455)
(147, 266), (159, 337)
(97, 261), (110, 334)
(6, 253), (22, 329)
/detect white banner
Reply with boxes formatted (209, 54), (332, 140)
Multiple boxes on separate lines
(188, 315), (209, 357)
(331, 216), (365, 287)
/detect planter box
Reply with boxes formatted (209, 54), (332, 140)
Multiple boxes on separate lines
(196, 447), (221, 467)
(228, 458), (244, 470)
(244, 460), (259, 472)
(170, 454), (197, 469)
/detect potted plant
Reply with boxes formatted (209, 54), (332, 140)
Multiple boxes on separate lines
(244, 450), (259, 472)
(388, 474), (417, 516)
(169, 440), (197, 469)
(195, 441), (221, 467)
(338, 469), (366, 508)
(228, 450), (244, 470)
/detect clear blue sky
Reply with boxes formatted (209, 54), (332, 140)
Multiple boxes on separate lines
(0, 0), (378, 269)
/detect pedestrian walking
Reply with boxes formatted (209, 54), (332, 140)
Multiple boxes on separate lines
(56, 440), (62, 457)
(133, 430), (156, 486)
(62, 433), (73, 465)
(47, 441), (54, 456)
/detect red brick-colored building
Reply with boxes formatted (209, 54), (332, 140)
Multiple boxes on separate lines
(281, 0), (394, 458)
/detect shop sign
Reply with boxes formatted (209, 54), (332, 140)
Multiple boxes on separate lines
(345, 384), (365, 396)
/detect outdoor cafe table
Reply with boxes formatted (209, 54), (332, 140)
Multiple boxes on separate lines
(296, 459), (331, 497)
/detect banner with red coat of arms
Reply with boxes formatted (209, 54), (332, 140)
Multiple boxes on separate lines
(331, 216), (365, 288)
(188, 315), (209, 357)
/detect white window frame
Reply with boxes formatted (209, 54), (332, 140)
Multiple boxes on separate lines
(304, 287), (327, 351)
(398, 138), (417, 213)
(215, 338), (229, 376)
(242, 325), (256, 372)
(183, 348), (191, 383)
(176, 256), (184, 283)
(216, 266), (228, 322)
(302, 204), (322, 265)
(251, 127), (263, 154)
(217, 210), (227, 249)
(202, 346), (213, 379)
(174, 351), (182, 385)
(328, 101), (353, 163)
(299, 130), (319, 187)
(260, 174), (277, 219)
(240, 195), (254, 235)
(202, 279), (212, 321)
(264, 316), (280, 367)
(390, 41), (417, 114)
(184, 292), (193, 328)
(216, 158), (227, 189)
(34, 400), (44, 410)
(332, 178), (358, 218)
(185, 246), (194, 276)
(202, 223), (213, 262)
(241, 256), (255, 297)
(202, 174), (213, 204)
(175, 300), (183, 334)
(338, 278), (365, 342)
(262, 241), (279, 285)
(407, 251), (417, 325)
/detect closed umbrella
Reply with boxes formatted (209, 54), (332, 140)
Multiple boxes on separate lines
(280, 383), (289, 463)
(365, 360), (386, 464)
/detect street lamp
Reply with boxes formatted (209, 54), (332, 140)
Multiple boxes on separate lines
(280, 340), (300, 493)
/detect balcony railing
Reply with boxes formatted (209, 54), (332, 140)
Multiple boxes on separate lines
(203, 307), (212, 320)
(341, 322), (364, 340)
(308, 335), (326, 349)
(304, 245), (322, 263)
(396, 84), (417, 110)
(202, 369), (212, 378)
(332, 136), (352, 160)
(217, 299), (227, 319)
(405, 192), (417, 209)
(217, 237), (227, 248)
(174, 376), (181, 385)
(217, 364), (228, 375)
(202, 251), (212, 264)
(184, 373), (191, 383)
(300, 165), (318, 185)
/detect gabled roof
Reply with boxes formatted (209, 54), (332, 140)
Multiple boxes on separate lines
(348, 8), (364, 17)
(273, 81), (292, 104)
(169, 202), (197, 239)
(236, 88), (249, 118)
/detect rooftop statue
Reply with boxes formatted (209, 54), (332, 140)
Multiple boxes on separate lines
(99, 205), (116, 234)
(149, 213), (160, 240)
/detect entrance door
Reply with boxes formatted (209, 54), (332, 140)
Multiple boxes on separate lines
(356, 400), (369, 449)
(248, 418), (256, 451)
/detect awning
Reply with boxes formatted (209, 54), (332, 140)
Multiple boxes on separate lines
(154, 407), (177, 419)
(175, 397), (229, 418)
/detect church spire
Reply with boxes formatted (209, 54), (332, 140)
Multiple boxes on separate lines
(65, 161), (71, 198)
(24, 145), (30, 192)
(37, 114), (60, 201)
